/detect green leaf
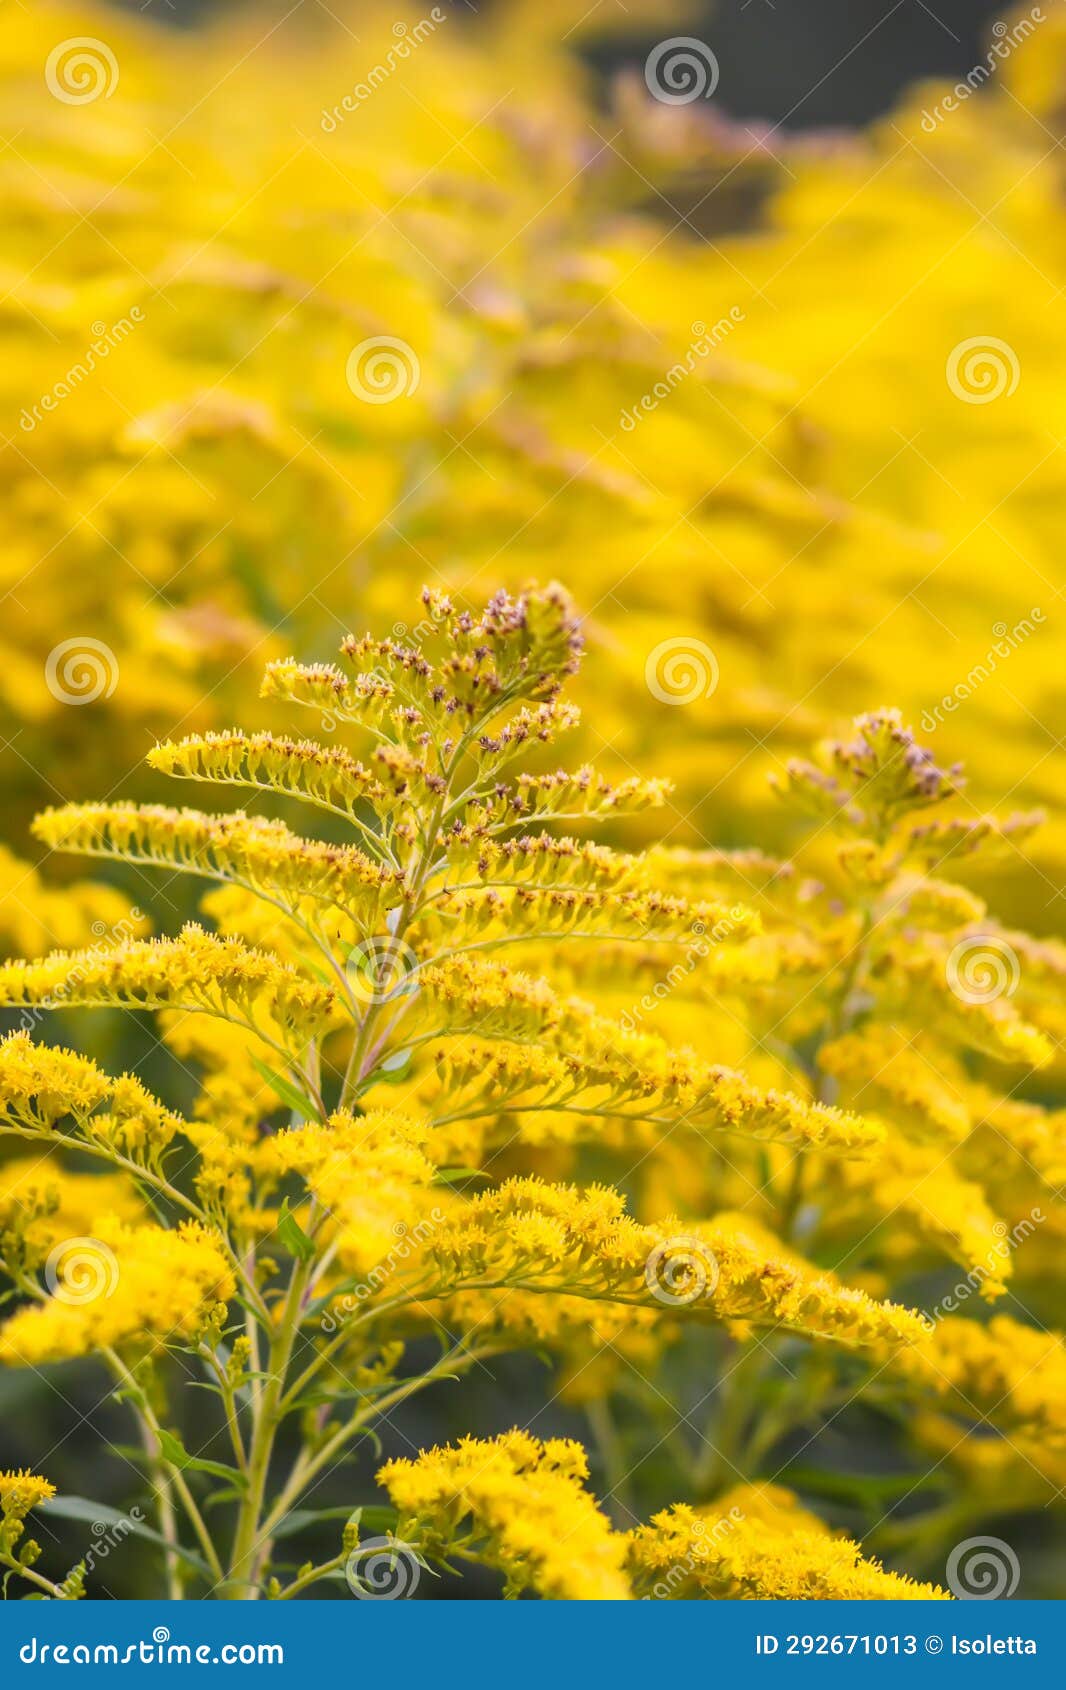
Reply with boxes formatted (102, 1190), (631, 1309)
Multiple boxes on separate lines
(276, 1198), (316, 1265)
(273, 1506), (362, 1542)
(251, 1056), (318, 1120)
(202, 1488), (247, 1510)
(105, 1443), (153, 1467)
(274, 1504), (400, 1543)
(376, 1049), (413, 1085)
(777, 1466), (947, 1503)
(38, 1497), (213, 1579)
(432, 1167), (489, 1186)
(157, 1430), (248, 1491)
(112, 1376), (149, 1412)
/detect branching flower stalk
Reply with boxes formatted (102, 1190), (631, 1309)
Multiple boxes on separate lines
(0, 586), (1062, 1600)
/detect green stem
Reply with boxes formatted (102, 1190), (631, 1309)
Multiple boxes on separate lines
(693, 1339), (764, 1495)
(224, 1229), (318, 1598)
(199, 1345), (247, 1474)
(587, 1398), (632, 1526)
(259, 1343), (494, 1545)
(104, 1350), (225, 1587)
(0, 1555), (70, 1599)
(274, 1552), (346, 1599)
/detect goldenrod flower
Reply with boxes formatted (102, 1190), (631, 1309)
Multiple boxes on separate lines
(0, 576), (1057, 1601)
(147, 731), (390, 824)
(0, 1032), (183, 1159)
(378, 1432), (630, 1600)
(424, 1179), (926, 1352)
(34, 803), (401, 926)
(0, 1470), (56, 1517)
(628, 1487), (950, 1600)
(0, 846), (145, 961)
(0, 1219), (234, 1366)
(819, 1027), (970, 1143)
(0, 1154), (143, 1268)
(422, 971), (881, 1155)
(0, 925), (335, 1048)
(262, 1110), (436, 1276)
(910, 1314), (1066, 1447)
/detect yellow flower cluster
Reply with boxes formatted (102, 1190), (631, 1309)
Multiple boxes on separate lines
(0, 1219), (234, 1366)
(379, 1432), (631, 1600)
(0, 926), (336, 1049)
(262, 1110), (436, 1276)
(0, 1032), (110, 1125)
(33, 803), (402, 928)
(425, 1179), (926, 1352)
(2, 0), (1063, 875)
(912, 1315), (1066, 1447)
(0, 1468), (59, 1578)
(0, 1470), (56, 1518)
(0, 570), (1059, 1599)
(0, 846), (144, 962)
(147, 732), (391, 825)
(629, 1487), (950, 1600)
(819, 1028), (970, 1144)
(0, 1154), (143, 1269)
(0, 1031), (182, 1161)
(0, 0), (1064, 1600)
(418, 959), (880, 1154)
